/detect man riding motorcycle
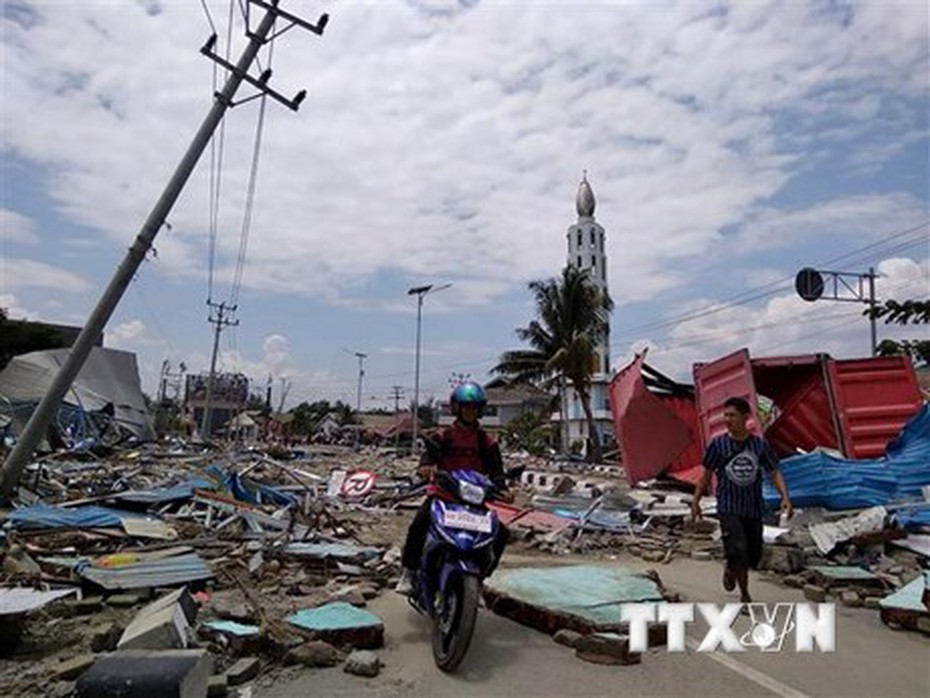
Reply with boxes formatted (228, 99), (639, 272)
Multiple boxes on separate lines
(396, 381), (511, 595)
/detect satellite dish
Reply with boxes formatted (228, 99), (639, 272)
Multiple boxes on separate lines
(795, 267), (824, 302)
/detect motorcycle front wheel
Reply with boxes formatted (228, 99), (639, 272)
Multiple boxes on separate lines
(431, 573), (479, 672)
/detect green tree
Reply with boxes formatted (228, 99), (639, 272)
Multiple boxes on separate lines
(409, 397), (437, 429)
(492, 265), (613, 463)
(866, 299), (930, 325)
(501, 409), (555, 455)
(876, 339), (930, 367)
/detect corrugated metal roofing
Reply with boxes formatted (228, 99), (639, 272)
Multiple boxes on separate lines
(77, 553), (213, 590)
(763, 404), (930, 510)
(831, 357), (924, 459)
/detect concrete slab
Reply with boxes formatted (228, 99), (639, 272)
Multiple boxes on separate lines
(879, 575), (930, 631)
(484, 565), (665, 637)
(55, 654), (97, 680)
(286, 602), (384, 649)
(224, 657), (260, 686)
(118, 588), (196, 650)
(75, 649), (211, 698)
(575, 632), (641, 665)
(808, 565), (883, 588)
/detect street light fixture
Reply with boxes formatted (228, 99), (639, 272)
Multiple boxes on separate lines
(407, 282), (452, 455)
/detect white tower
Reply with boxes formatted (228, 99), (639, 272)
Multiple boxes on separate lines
(560, 172), (614, 453)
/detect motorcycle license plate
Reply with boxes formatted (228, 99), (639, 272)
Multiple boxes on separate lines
(444, 509), (492, 533)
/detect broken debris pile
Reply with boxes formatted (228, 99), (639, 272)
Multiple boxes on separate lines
(0, 443), (412, 696)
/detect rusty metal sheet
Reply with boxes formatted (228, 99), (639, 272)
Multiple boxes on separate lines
(488, 503), (572, 533)
(764, 370), (840, 456)
(693, 348), (762, 451)
(609, 354), (695, 484)
(830, 356), (923, 459)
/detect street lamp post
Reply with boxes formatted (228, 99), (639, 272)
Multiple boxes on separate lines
(407, 283), (451, 455)
(345, 349), (367, 451)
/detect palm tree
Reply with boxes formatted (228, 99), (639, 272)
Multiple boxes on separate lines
(493, 265), (613, 462)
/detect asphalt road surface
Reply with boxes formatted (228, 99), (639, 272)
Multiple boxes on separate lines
(257, 555), (930, 698)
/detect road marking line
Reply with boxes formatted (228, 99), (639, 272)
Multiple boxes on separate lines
(687, 638), (812, 698)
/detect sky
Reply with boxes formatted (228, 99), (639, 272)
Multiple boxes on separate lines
(1, 0), (928, 413)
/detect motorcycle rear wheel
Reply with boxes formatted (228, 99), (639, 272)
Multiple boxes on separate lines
(431, 573), (479, 672)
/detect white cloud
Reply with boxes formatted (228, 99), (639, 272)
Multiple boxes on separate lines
(733, 194), (928, 257)
(622, 253), (929, 381)
(1, 258), (91, 292)
(105, 319), (147, 348)
(3, 1), (928, 402)
(0, 293), (34, 320)
(0, 209), (37, 243)
(3, 1), (926, 309)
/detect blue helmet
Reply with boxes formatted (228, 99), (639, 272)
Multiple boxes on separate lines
(450, 381), (487, 417)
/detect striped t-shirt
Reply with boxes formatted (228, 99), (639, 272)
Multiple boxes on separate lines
(703, 433), (778, 518)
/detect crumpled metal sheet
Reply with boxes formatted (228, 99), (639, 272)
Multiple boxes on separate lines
(808, 506), (888, 554)
(77, 553), (213, 590)
(9, 504), (126, 530)
(0, 588), (78, 616)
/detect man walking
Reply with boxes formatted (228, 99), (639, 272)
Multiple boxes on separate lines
(691, 396), (793, 603)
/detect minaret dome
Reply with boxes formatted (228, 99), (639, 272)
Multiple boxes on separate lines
(576, 170), (596, 218)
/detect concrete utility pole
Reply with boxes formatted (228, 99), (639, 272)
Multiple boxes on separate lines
(0, 1), (329, 499)
(200, 300), (238, 439)
(346, 350), (367, 450)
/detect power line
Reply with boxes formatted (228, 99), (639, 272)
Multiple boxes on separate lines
(609, 221), (929, 345)
(229, 25), (275, 306)
(198, 0), (217, 35)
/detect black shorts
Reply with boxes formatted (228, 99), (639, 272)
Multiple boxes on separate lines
(719, 514), (763, 570)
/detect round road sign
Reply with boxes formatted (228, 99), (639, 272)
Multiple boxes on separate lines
(341, 470), (376, 497)
(795, 267), (824, 302)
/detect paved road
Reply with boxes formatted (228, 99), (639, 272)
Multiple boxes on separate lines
(256, 556), (930, 698)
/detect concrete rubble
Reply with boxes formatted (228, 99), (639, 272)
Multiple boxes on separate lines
(0, 442), (414, 696)
(2, 425), (929, 693)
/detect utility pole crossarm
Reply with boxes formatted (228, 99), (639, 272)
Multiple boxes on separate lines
(200, 41), (306, 111)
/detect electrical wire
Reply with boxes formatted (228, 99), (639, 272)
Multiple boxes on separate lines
(198, 0), (217, 35)
(229, 39), (273, 306)
(609, 220), (929, 346)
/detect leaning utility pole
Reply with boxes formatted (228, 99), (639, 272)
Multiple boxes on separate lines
(0, 1), (329, 499)
(199, 300), (239, 439)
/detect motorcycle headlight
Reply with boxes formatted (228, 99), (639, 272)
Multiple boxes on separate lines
(458, 480), (485, 506)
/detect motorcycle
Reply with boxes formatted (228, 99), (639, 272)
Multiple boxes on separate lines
(407, 466), (522, 672)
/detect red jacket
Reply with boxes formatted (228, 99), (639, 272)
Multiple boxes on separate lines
(422, 422), (504, 496)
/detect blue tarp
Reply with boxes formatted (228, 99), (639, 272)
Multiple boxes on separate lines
(206, 464), (297, 508)
(116, 466), (296, 509)
(9, 504), (127, 530)
(764, 404), (930, 511)
(114, 477), (215, 506)
(116, 478), (216, 505)
(894, 503), (930, 532)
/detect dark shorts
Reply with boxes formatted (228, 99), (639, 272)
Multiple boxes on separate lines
(719, 514), (763, 570)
